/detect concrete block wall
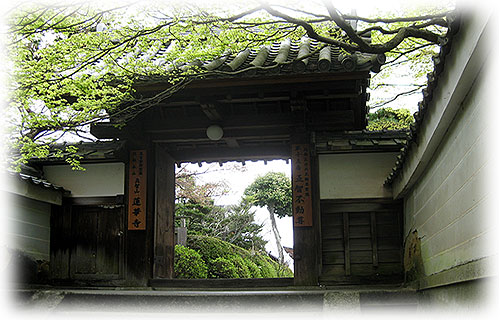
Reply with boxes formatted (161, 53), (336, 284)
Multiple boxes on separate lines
(7, 195), (52, 261)
(403, 76), (493, 277)
(389, 11), (495, 307)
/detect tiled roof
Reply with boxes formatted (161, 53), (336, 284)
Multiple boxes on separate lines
(140, 36), (385, 81)
(315, 130), (409, 153)
(384, 12), (461, 185)
(7, 170), (69, 193)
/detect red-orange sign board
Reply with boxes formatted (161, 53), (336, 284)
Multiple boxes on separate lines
(128, 150), (147, 230)
(291, 144), (313, 227)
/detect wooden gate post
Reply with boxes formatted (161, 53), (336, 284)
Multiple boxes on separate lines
(154, 144), (176, 278)
(291, 128), (320, 286)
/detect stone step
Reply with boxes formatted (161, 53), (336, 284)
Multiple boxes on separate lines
(360, 291), (419, 311)
(13, 287), (420, 314)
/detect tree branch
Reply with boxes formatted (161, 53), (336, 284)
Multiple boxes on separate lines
(321, 0), (371, 51)
(258, 2), (359, 52)
(371, 86), (425, 109)
(343, 12), (450, 24)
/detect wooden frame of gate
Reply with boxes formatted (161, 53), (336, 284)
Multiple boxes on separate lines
(92, 72), (372, 286)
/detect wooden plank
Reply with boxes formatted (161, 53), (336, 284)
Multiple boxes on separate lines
(349, 251), (373, 264)
(309, 111), (354, 129)
(171, 144), (291, 163)
(321, 264), (345, 277)
(377, 250), (402, 263)
(321, 238), (344, 251)
(151, 125), (291, 142)
(320, 212), (343, 226)
(349, 250), (390, 264)
(343, 212), (351, 276)
(148, 113), (293, 134)
(320, 225), (343, 238)
(311, 153), (323, 279)
(377, 237), (402, 250)
(349, 238), (373, 251)
(319, 274), (403, 285)
(154, 145), (176, 279)
(135, 72), (367, 92)
(370, 212), (379, 267)
(294, 214), (318, 286)
(348, 212), (371, 225)
(350, 263), (402, 276)
(376, 224), (400, 237)
(139, 82), (360, 103)
(322, 251), (345, 265)
(320, 199), (403, 283)
(155, 92), (361, 105)
(292, 130), (318, 286)
(71, 206), (98, 276)
(96, 207), (122, 276)
(321, 263), (403, 282)
(349, 225), (371, 238)
(321, 202), (399, 214)
(50, 204), (72, 279)
(200, 103), (222, 121)
(375, 211), (399, 224)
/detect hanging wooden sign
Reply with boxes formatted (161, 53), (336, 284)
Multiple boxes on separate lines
(128, 150), (147, 230)
(291, 144), (313, 227)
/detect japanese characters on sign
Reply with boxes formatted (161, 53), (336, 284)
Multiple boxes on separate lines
(291, 144), (313, 227)
(128, 150), (147, 230)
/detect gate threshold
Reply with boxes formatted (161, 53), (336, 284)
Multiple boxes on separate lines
(149, 277), (295, 289)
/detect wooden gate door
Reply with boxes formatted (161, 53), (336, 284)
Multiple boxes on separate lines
(319, 199), (403, 285)
(70, 205), (124, 280)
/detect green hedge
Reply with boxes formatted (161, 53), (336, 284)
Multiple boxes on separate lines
(175, 235), (293, 279)
(174, 245), (208, 279)
(211, 257), (239, 278)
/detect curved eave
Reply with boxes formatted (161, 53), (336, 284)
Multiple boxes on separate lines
(384, 12), (461, 186)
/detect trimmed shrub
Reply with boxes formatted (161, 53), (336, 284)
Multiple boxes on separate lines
(243, 259), (262, 278)
(186, 235), (293, 279)
(250, 255), (277, 278)
(174, 245), (208, 279)
(230, 254), (252, 278)
(211, 257), (239, 278)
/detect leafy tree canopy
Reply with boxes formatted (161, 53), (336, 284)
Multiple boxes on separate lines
(244, 171), (292, 218)
(5, 0), (456, 168)
(244, 171), (292, 267)
(367, 107), (414, 131)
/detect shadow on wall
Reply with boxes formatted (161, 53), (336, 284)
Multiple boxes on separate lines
(4, 248), (50, 285)
(404, 230), (425, 283)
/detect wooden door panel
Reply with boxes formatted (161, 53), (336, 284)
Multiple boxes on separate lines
(320, 199), (403, 284)
(96, 207), (122, 275)
(72, 206), (98, 275)
(70, 205), (123, 280)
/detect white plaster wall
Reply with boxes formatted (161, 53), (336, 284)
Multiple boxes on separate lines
(404, 75), (493, 277)
(43, 163), (125, 197)
(319, 152), (397, 200)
